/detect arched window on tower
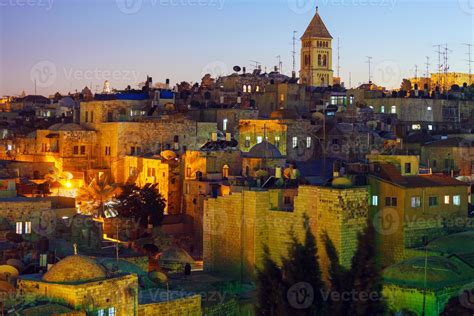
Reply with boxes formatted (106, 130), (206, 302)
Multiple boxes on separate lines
(243, 85), (247, 93)
(318, 54), (322, 66)
(222, 165), (229, 179)
(323, 55), (327, 67)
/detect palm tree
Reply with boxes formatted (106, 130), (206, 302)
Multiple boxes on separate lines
(44, 167), (73, 195)
(76, 175), (117, 218)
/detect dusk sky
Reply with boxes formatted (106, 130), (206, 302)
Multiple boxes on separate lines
(0, 0), (472, 96)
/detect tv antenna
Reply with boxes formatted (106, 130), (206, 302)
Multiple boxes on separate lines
(414, 65), (418, 79)
(425, 56), (430, 78)
(292, 31), (297, 74)
(366, 56), (373, 83)
(249, 60), (262, 70)
(463, 43), (473, 85)
(276, 55), (283, 73)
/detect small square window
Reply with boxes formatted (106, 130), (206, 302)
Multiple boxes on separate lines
(453, 195), (461, 206)
(15, 222), (22, 234)
(411, 197), (421, 208)
(257, 136), (263, 144)
(444, 195), (450, 204)
(372, 195), (378, 206)
(429, 196), (438, 207)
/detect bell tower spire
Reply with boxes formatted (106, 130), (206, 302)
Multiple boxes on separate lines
(300, 8), (334, 87)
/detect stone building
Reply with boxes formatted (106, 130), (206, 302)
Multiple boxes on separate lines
(300, 7), (334, 87)
(238, 117), (319, 162)
(409, 72), (472, 92)
(183, 140), (242, 254)
(420, 136), (474, 177)
(364, 98), (474, 135)
(93, 118), (216, 182)
(203, 184), (369, 282)
(368, 158), (470, 267)
(80, 98), (150, 125)
(123, 152), (182, 214)
(17, 255), (202, 315)
(255, 82), (310, 118)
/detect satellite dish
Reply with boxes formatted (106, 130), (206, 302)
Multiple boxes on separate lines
(233, 66), (242, 72)
(0, 265), (19, 281)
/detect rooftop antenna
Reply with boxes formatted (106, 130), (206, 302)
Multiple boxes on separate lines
(276, 55), (283, 73)
(433, 44), (443, 86)
(249, 60), (262, 71)
(337, 37), (341, 78)
(442, 43), (452, 91)
(349, 72), (352, 89)
(463, 43), (473, 85)
(414, 65), (418, 79)
(425, 56), (430, 78)
(292, 31), (297, 74)
(366, 56), (373, 83)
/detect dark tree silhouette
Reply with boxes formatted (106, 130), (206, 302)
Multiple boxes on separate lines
(115, 184), (166, 227)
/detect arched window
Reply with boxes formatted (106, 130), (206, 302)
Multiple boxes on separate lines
(318, 54), (322, 66)
(243, 85), (247, 93)
(248, 85), (252, 93)
(323, 55), (327, 67)
(222, 165), (229, 178)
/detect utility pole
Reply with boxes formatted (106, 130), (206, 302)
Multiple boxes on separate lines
(414, 64), (418, 79)
(292, 31), (297, 75)
(249, 60), (262, 71)
(463, 43), (473, 85)
(366, 56), (373, 83)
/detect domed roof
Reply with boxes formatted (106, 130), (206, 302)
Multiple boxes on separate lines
(332, 177), (352, 188)
(48, 123), (87, 131)
(270, 109), (299, 120)
(247, 141), (283, 159)
(42, 255), (106, 283)
(383, 256), (474, 290)
(427, 231), (474, 255)
(159, 247), (194, 264)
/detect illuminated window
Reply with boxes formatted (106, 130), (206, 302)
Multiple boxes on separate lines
(256, 86), (260, 92)
(243, 85), (247, 93)
(105, 146), (111, 156)
(97, 310), (104, 316)
(306, 137), (311, 148)
(108, 308), (116, 316)
(248, 85), (252, 93)
(411, 197), (421, 208)
(444, 195), (450, 204)
(280, 94), (285, 102)
(16, 222), (22, 234)
(25, 221), (31, 234)
(454, 195), (461, 206)
(274, 136), (280, 148)
(257, 136), (263, 144)
(292, 137), (298, 148)
(222, 165), (229, 178)
(244, 136), (251, 148)
(427, 106), (432, 111)
(223, 118), (228, 131)
(411, 124), (421, 130)
(381, 106), (385, 113)
(372, 196), (378, 206)
(428, 125), (433, 131)
(391, 106), (396, 114)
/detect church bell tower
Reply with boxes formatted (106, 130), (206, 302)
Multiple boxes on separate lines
(300, 7), (334, 87)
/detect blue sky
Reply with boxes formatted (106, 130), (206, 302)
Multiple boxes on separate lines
(0, 0), (472, 96)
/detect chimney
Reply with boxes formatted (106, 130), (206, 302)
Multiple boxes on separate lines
(243, 67), (246, 74)
(165, 79), (170, 89)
